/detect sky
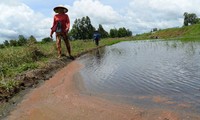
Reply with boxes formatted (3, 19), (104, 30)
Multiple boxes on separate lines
(0, 0), (200, 43)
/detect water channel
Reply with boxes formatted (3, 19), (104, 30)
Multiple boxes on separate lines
(77, 40), (200, 114)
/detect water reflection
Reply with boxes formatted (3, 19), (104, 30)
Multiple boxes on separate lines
(78, 40), (200, 113)
(94, 49), (101, 65)
(165, 40), (197, 56)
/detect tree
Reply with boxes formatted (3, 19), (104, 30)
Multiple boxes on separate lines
(184, 12), (189, 26)
(70, 18), (80, 39)
(126, 29), (132, 37)
(80, 17), (87, 39)
(4, 40), (9, 46)
(109, 27), (132, 38)
(183, 12), (199, 26)
(70, 16), (95, 40)
(110, 28), (118, 38)
(152, 28), (158, 32)
(9, 40), (18, 46)
(28, 35), (37, 44)
(118, 27), (127, 37)
(85, 16), (95, 39)
(18, 35), (27, 46)
(98, 24), (108, 38)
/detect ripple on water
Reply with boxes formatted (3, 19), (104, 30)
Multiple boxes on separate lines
(78, 40), (200, 113)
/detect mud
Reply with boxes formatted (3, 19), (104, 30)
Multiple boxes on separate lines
(2, 61), (200, 120)
(0, 57), (73, 118)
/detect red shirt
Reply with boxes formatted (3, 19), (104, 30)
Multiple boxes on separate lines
(51, 13), (70, 33)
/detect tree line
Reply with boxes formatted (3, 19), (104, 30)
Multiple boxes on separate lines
(69, 16), (132, 40)
(0, 35), (53, 49)
(0, 35), (36, 49)
(0, 16), (132, 49)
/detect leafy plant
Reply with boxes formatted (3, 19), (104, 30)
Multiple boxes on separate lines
(17, 63), (38, 73)
(26, 43), (45, 61)
(0, 80), (19, 92)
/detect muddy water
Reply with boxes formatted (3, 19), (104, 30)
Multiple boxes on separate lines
(78, 40), (200, 114)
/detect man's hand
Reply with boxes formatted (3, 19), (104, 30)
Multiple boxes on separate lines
(65, 28), (69, 33)
(50, 32), (53, 38)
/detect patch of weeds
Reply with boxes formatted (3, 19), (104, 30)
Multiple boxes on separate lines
(0, 65), (7, 80)
(0, 80), (20, 93)
(17, 63), (39, 73)
(25, 43), (46, 61)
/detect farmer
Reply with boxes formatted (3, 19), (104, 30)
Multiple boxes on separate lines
(93, 30), (101, 46)
(50, 5), (73, 59)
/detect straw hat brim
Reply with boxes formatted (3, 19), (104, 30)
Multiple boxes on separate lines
(53, 6), (68, 13)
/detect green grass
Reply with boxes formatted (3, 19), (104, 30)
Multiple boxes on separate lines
(0, 80), (19, 93)
(133, 24), (200, 41)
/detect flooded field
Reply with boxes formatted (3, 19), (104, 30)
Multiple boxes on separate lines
(78, 40), (200, 114)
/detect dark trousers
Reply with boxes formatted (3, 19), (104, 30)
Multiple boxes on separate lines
(94, 39), (99, 46)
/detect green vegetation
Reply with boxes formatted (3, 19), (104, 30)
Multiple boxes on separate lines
(98, 24), (109, 38)
(70, 16), (95, 40)
(133, 24), (200, 41)
(69, 16), (132, 40)
(110, 27), (132, 38)
(183, 12), (199, 26)
(0, 80), (19, 93)
(41, 37), (53, 43)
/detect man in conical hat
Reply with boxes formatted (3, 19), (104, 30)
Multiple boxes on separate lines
(50, 5), (73, 59)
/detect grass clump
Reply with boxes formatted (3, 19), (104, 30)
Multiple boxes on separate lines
(0, 45), (44, 78)
(0, 80), (19, 93)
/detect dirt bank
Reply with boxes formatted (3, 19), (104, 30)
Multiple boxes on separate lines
(3, 61), (200, 120)
(0, 56), (73, 118)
